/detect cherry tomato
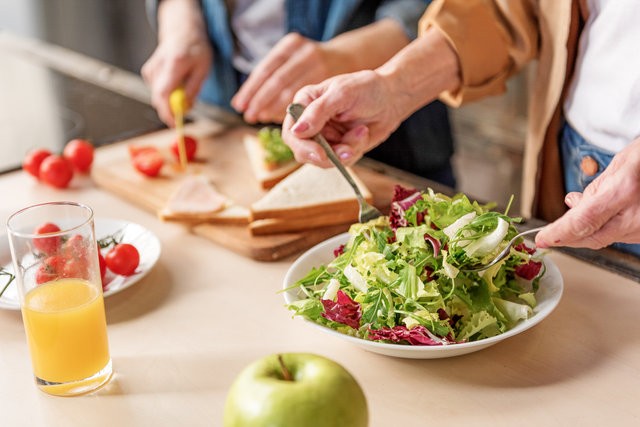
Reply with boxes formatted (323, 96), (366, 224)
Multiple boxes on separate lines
(63, 139), (94, 173)
(129, 146), (164, 177)
(61, 258), (89, 280)
(39, 155), (74, 188)
(23, 148), (52, 179)
(36, 256), (64, 284)
(62, 234), (86, 258)
(170, 135), (198, 162)
(105, 243), (140, 276)
(33, 222), (62, 255)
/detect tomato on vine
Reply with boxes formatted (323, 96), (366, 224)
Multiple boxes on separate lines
(105, 243), (140, 276)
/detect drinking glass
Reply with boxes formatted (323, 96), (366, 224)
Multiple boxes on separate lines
(7, 201), (112, 396)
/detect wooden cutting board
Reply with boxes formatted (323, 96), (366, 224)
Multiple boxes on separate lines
(92, 120), (405, 261)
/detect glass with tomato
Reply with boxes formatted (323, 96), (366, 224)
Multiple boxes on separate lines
(7, 202), (112, 396)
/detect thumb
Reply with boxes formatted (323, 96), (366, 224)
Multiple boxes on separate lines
(564, 191), (583, 208)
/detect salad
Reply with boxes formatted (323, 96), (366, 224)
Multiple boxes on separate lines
(286, 186), (545, 346)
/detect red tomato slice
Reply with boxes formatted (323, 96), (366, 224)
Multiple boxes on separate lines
(129, 145), (164, 177)
(63, 139), (94, 173)
(23, 148), (52, 179)
(39, 155), (74, 188)
(170, 135), (198, 162)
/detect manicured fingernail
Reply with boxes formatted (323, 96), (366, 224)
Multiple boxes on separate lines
(308, 152), (320, 162)
(292, 121), (309, 133)
(339, 150), (353, 161)
(355, 126), (368, 138)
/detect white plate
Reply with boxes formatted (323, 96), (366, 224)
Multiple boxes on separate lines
(0, 218), (161, 310)
(283, 233), (563, 359)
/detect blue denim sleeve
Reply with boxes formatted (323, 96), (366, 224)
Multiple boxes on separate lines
(376, 0), (431, 40)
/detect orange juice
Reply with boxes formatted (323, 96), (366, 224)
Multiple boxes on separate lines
(21, 279), (110, 384)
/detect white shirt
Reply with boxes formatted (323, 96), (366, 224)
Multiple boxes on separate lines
(564, 0), (640, 153)
(228, 0), (285, 75)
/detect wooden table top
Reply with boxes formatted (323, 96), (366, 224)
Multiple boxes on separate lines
(1, 152), (639, 427)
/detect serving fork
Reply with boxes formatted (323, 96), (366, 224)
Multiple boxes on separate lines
(461, 226), (545, 272)
(287, 103), (382, 223)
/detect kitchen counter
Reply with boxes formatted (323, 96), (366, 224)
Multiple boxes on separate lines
(2, 32), (640, 427)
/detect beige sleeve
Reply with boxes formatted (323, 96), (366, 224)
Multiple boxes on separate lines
(419, 0), (540, 106)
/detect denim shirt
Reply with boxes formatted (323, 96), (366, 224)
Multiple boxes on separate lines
(198, 0), (430, 110)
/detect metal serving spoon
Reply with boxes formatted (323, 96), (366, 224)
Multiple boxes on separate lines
(287, 103), (382, 223)
(460, 226), (545, 272)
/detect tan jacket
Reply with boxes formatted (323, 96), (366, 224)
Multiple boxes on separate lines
(420, 0), (586, 221)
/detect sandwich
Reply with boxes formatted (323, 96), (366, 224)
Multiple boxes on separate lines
(244, 127), (300, 189)
(159, 174), (249, 225)
(249, 164), (373, 235)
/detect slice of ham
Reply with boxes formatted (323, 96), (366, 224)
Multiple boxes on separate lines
(164, 175), (227, 216)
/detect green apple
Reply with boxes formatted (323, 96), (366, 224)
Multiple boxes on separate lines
(223, 353), (368, 427)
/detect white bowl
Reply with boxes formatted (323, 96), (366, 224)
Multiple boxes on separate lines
(283, 233), (563, 359)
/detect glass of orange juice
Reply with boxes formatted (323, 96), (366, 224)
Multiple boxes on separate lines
(7, 201), (112, 396)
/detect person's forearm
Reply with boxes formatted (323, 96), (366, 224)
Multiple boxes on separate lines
(376, 27), (461, 119)
(157, 0), (207, 42)
(321, 18), (411, 74)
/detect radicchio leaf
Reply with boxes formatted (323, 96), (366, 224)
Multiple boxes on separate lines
(392, 185), (419, 203)
(515, 260), (543, 280)
(333, 244), (346, 258)
(513, 243), (542, 279)
(425, 235), (441, 257)
(321, 290), (361, 329)
(514, 243), (536, 255)
(367, 325), (446, 346)
(389, 185), (422, 230)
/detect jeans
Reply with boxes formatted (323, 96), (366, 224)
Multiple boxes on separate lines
(560, 122), (640, 256)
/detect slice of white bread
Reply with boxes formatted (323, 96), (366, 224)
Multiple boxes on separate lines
(249, 210), (358, 235)
(244, 133), (300, 189)
(250, 164), (373, 230)
(159, 175), (250, 225)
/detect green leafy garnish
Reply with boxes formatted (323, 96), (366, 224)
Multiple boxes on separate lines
(258, 127), (294, 166)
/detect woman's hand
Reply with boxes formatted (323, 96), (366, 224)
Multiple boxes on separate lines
(141, 0), (212, 126)
(232, 19), (411, 125)
(282, 70), (408, 168)
(231, 33), (338, 124)
(281, 27), (461, 168)
(536, 138), (640, 249)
